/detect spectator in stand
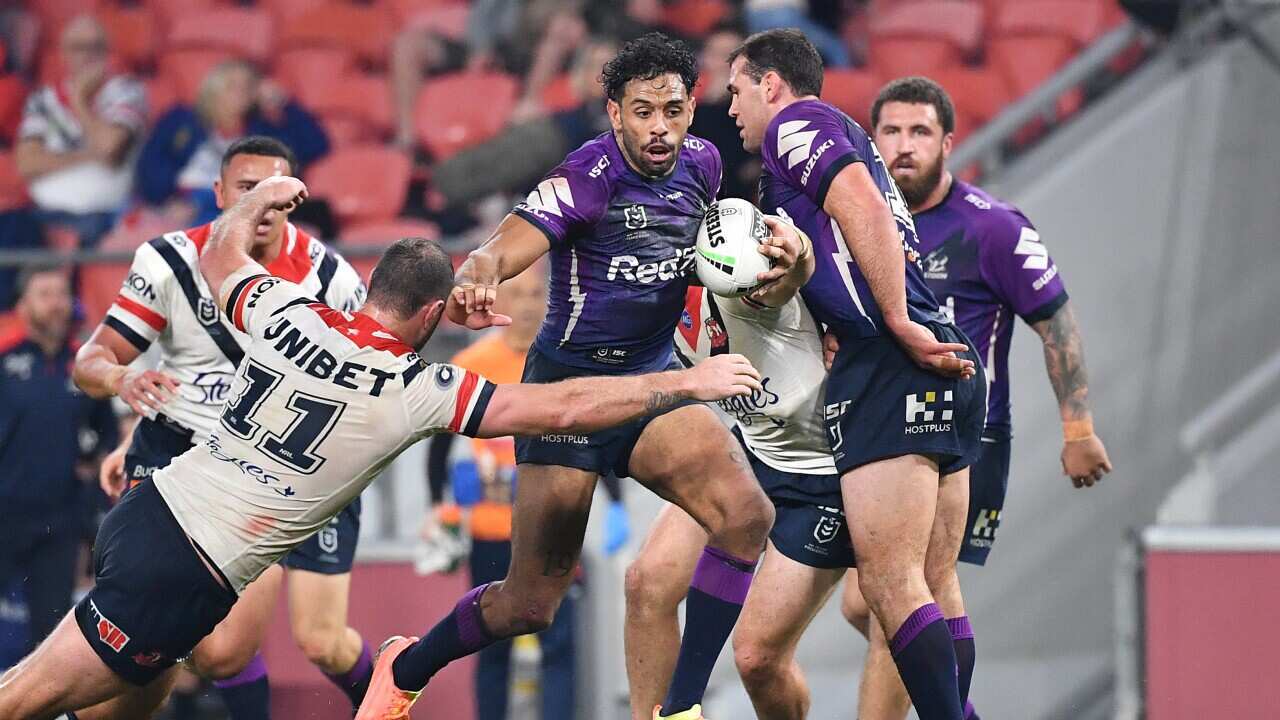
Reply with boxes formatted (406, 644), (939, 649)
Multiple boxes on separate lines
(744, 0), (852, 67)
(689, 25), (759, 202)
(14, 15), (146, 247)
(0, 265), (117, 660)
(428, 38), (617, 208)
(135, 59), (328, 226)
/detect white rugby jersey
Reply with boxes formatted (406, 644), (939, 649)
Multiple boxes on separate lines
(154, 266), (494, 591)
(674, 287), (836, 475)
(104, 222), (366, 441)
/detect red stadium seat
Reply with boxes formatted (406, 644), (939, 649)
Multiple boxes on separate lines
(987, 36), (1080, 112)
(168, 8), (275, 65)
(821, 68), (882, 128)
(280, 3), (395, 67)
(30, 0), (102, 32)
(414, 71), (519, 161)
(385, 0), (469, 26)
(995, 0), (1111, 49)
(258, 0), (329, 24)
(663, 0), (731, 39)
(0, 151), (30, 212)
(869, 0), (984, 61)
(340, 218), (440, 247)
(306, 146), (411, 224)
(319, 115), (374, 148)
(400, 4), (470, 40)
(540, 73), (579, 113)
(97, 6), (159, 72)
(142, 0), (225, 29)
(867, 38), (965, 78)
(159, 48), (233, 105)
(293, 72), (394, 139)
(274, 47), (357, 97)
(0, 75), (27, 146)
(78, 262), (131, 328)
(925, 66), (1014, 129)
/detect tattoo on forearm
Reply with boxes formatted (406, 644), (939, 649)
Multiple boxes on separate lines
(1035, 304), (1090, 420)
(542, 551), (575, 577)
(645, 391), (682, 413)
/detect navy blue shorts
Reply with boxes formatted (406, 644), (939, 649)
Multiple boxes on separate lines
(281, 497), (362, 574)
(958, 435), (1011, 566)
(124, 415), (195, 490)
(124, 416), (361, 574)
(739, 435), (855, 569)
(824, 321), (987, 476)
(514, 347), (697, 477)
(74, 480), (237, 686)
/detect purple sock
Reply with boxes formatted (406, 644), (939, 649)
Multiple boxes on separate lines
(947, 616), (976, 713)
(661, 546), (757, 715)
(325, 638), (373, 708)
(889, 603), (964, 720)
(392, 583), (496, 691)
(213, 653), (270, 720)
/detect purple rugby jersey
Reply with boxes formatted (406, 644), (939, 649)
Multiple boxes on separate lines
(914, 179), (1069, 436)
(513, 131), (722, 373)
(758, 99), (943, 339)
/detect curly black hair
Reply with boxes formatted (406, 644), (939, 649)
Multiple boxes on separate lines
(600, 32), (699, 103)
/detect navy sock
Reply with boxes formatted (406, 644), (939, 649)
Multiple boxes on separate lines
(324, 638), (373, 708)
(947, 616), (976, 713)
(889, 603), (963, 720)
(392, 583), (496, 691)
(213, 653), (271, 720)
(661, 547), (756, 716)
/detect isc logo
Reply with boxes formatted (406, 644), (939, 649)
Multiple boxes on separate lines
(91, 600), (130, 653)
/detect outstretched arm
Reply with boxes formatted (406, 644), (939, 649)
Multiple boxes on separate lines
(200, 175), (308, 304)
(447, 213), (551, 329)
(1030, 301), (1112, 488)
(474, 354), (761, 438)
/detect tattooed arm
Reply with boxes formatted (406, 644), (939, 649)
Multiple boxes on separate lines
(1031, 301), (1113, 488)
(473, 354), (762, 439)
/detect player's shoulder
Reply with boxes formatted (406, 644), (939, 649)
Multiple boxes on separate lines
(680, 132), (721, 187)
(138, 224), (208, 273)
(559, 132), (621, 185)
(948, 180), (1035, 246)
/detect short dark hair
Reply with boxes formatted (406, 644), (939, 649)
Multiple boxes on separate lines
(600, 32), (699, 103)
(728, 29), (824, 98)
(15, 262), (66, 300)
(366, 237), (454, 318)
(221, 135), (297, 176)
(871, 77), (956, 135)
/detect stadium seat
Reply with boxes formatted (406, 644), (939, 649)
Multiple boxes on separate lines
(258, 0), (329, 24)
(30, 0), (102, 32)
(821, 68), (882, 128)
(926, 67), (1014, 129)
(159, 48), (233, 105)
(340, 218), (440, 247)
(78, 262), (131, 328)
(292, 72), (394, 139)
(319, 115), (374, 148)
(987, 36), (1081, 113)
(274, 47), (357, 97)
(97, 5), (158, 72)
(867, 38), (966, 79)
(869, 0), (984, 64)
(540, 73), (579, 113)
(97, 208), (173, 252)
(280, 3), (395, 67)
(0, 151), (29, 212)
(414, 71), (519, 161)
(143, 0), (225, 29)
(167, 8), (275, 66)
(306, 146), (411, 225)
(385, 0), (469, 26)
(400, 4), (470, 40)
(662, 0), (730, 39)
(0, 75), (27, 146)
(995, 0), (1112, 49)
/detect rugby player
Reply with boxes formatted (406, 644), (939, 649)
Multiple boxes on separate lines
(727, 30), (984, 720)
(357, 34), (793, 720)
(838, 76), (1114, 720)
(0, 175), (763, 720)
(72, 136), (372, 718)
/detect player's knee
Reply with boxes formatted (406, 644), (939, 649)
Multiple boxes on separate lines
(723, 487), (774, 546)
(294, 627), (340, 669)
(509, 598), (560, 635)
(623, 557), (683, 616)
(733, 640), (782, 690)
(190, 639), (257, 681)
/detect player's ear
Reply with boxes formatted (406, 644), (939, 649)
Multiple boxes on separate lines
(942, 131), (954, 159)
(606, 97), (623, 132)
(213, 178), (225, 210)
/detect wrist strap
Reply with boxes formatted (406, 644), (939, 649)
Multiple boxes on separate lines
(1063, 418), (1094, 442)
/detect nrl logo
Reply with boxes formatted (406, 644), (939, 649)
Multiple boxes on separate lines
(813, 515), (841, 544)
(198, 297), (219, 326)
(624, 204), (648, 230)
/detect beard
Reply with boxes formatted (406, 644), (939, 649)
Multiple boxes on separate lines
(620, 131), (677, 178)
(894, 153), (945, 209)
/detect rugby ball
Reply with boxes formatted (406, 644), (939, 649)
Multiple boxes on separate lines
(695, 198), (773, 298)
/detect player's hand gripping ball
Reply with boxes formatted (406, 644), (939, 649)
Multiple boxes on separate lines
(695, 198), (774, 298)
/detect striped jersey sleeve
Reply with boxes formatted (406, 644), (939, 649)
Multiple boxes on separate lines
(403, 361), (496, 438)
(103, 242), (171, 351)
(221, 264), (310, 336)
